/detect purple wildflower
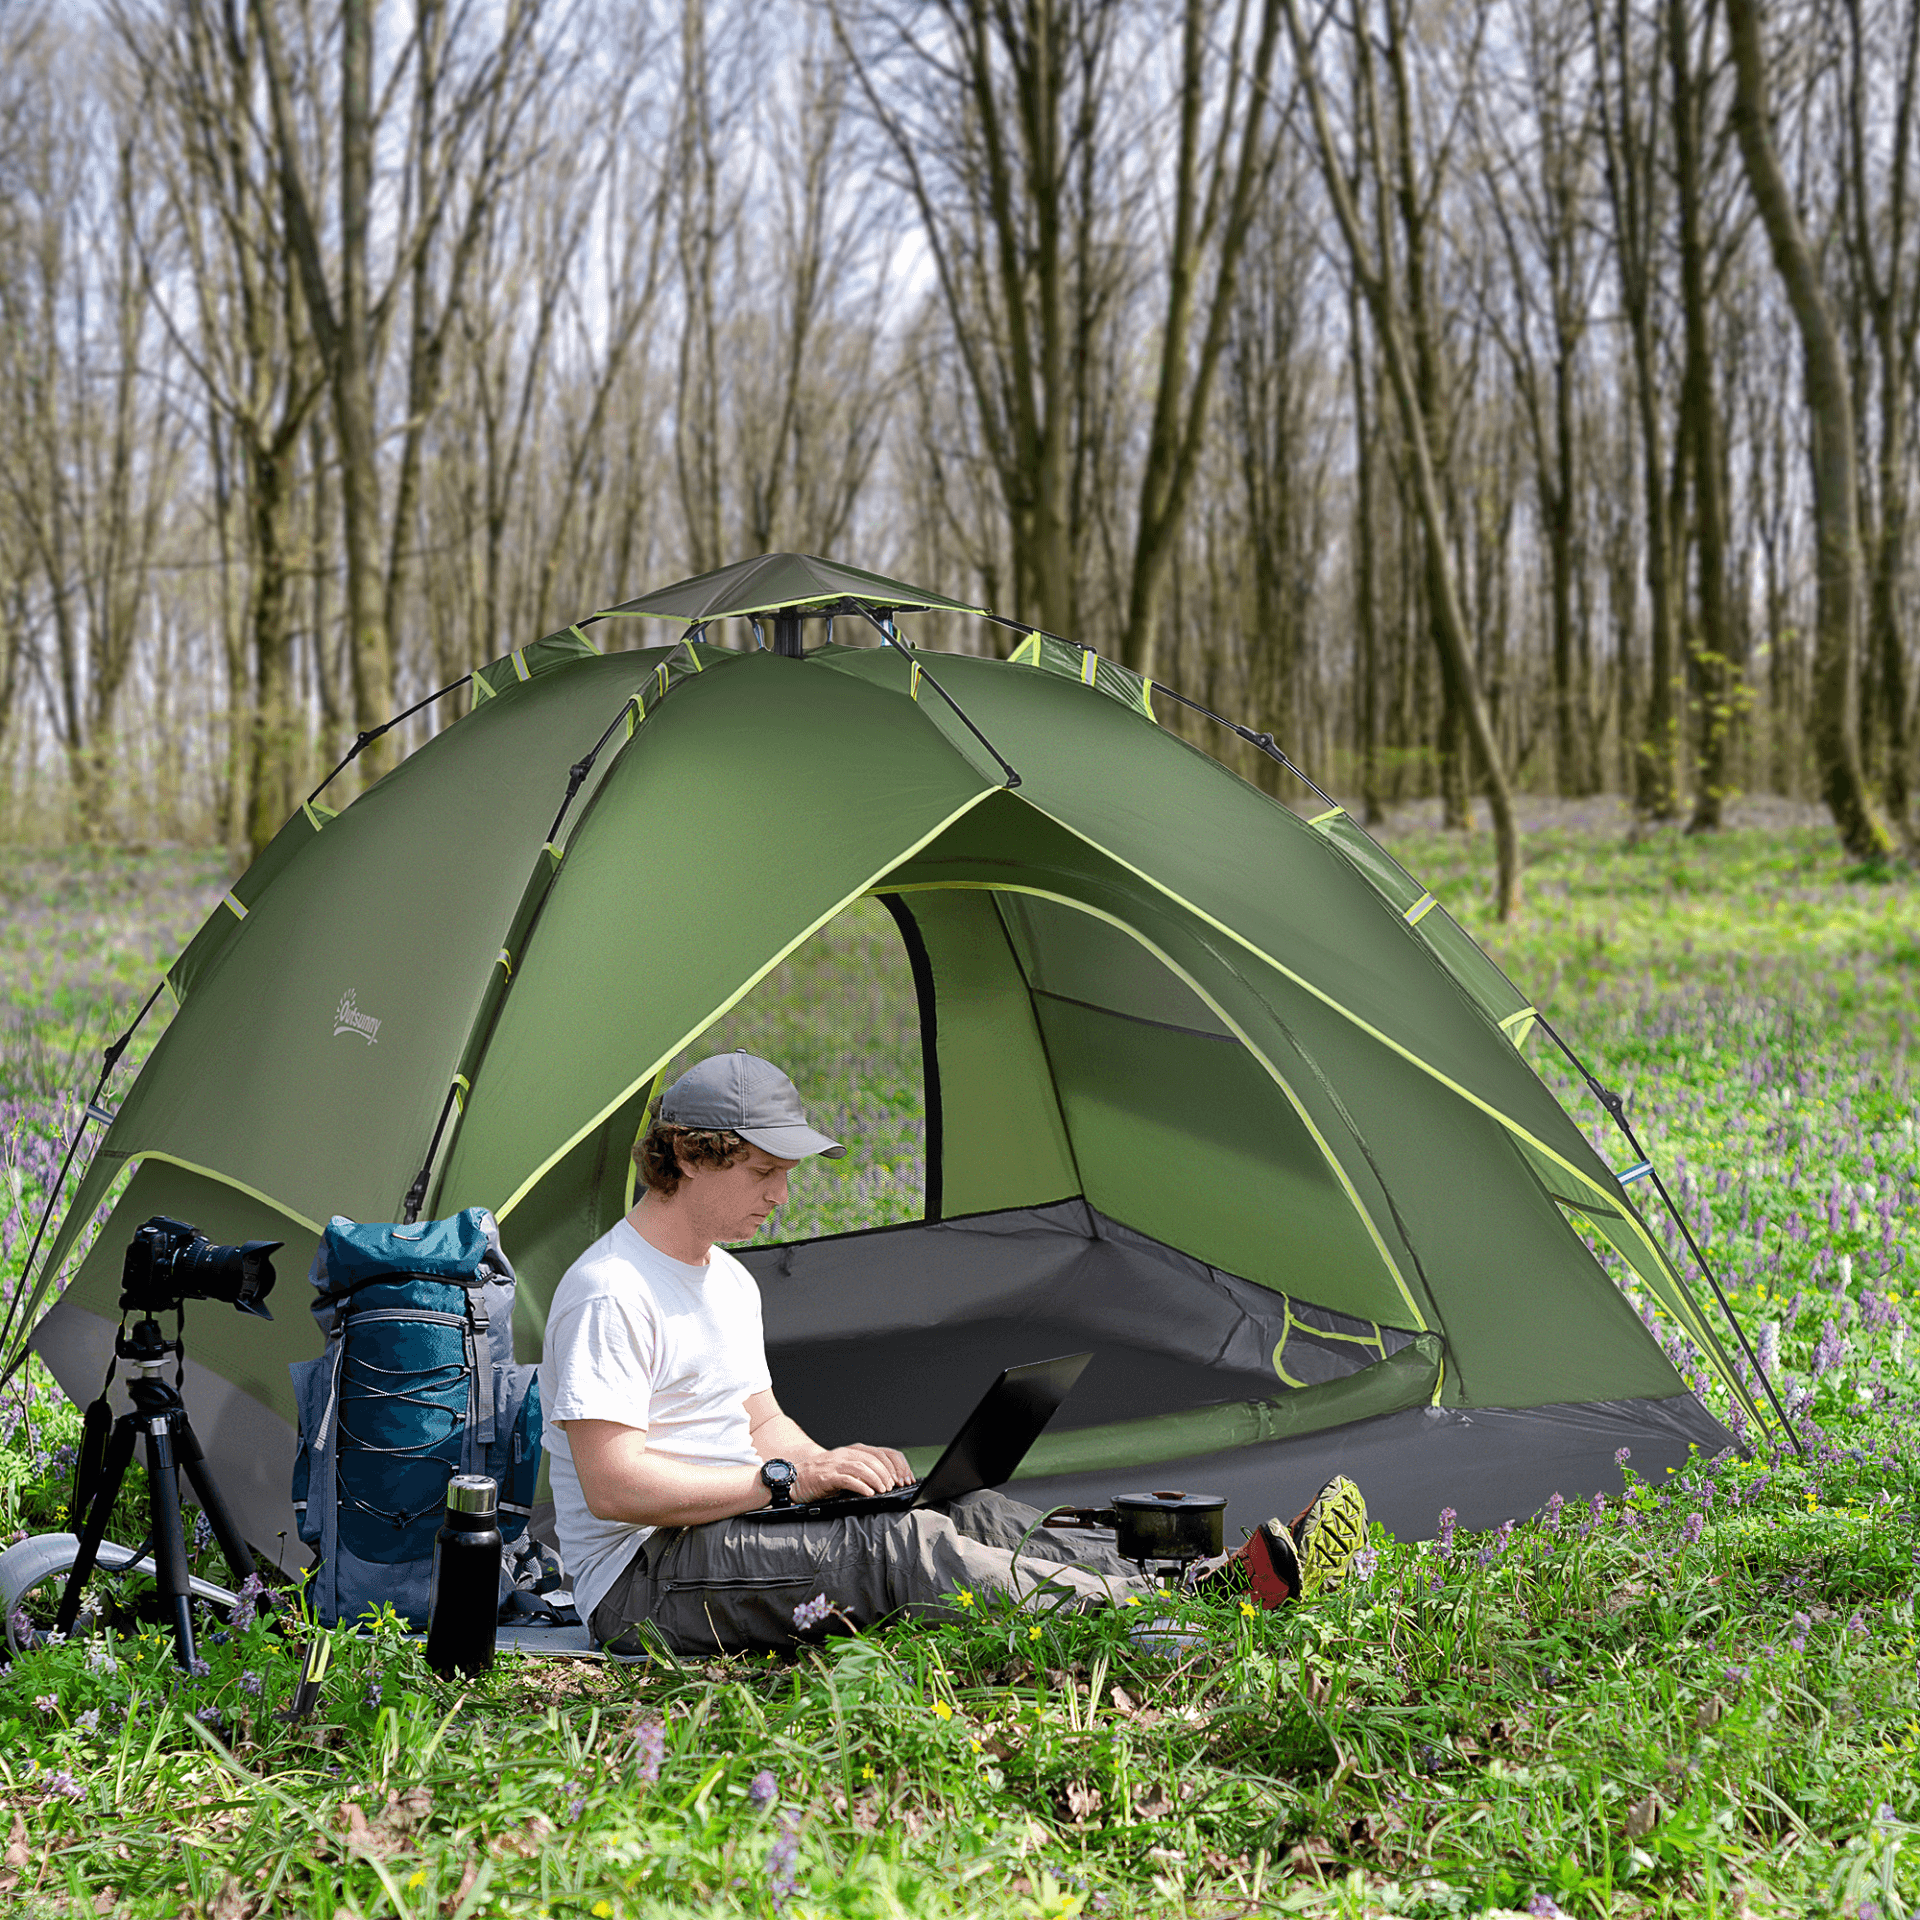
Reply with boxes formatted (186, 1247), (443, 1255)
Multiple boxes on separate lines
(792, 1593), (832, 1632)
(86, 1641), (115, 1674)
(75, 1708), (100, 1734)
(43, 1771), (83, 1803)
(229, 1573), (266, 1633)
(1528, 1899), (1564, 1918)
(239, 1671), (265, 1697)
(1813, 1322), (1846, 1377)
(34, 1693), (57, 1713)
(1543, 1492), (1564, 1534)
(362, 1677), (382, 1710)
(766, 1811), (803, 1907)
(1351, 1547), (1378, 1582)
(1591, 1491), (1606, 1523)
(630, 1715), (666, 1786)
(1614, 1446), (1632, 1467)
(1436, 1508), (1457, 1558)
(196, 1705), (224, 1730)
(749, 1769), (778, 1808)
(1679, 1513), (1704, 1547)
(1787, 1611), (1811, 1653)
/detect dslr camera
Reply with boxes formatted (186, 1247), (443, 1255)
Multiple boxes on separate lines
(120, 1215), (280, 1320)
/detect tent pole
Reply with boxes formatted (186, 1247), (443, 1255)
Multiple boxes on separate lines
(1534, 1014), (1802, 1457)
(856, 608), (1021, 789)
(306, 672), (472, 806)
(0, 977), (167, 1382)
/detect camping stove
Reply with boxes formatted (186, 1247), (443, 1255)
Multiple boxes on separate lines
(1042, 1490), (1226, 1586)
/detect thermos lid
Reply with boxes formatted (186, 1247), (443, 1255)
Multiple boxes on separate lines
(447, 1474), (498, 1518)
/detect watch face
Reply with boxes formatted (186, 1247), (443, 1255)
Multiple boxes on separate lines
(763, 1460), (795, 1489)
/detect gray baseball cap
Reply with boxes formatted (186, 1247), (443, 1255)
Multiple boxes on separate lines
(658, 1051), (846, 1161)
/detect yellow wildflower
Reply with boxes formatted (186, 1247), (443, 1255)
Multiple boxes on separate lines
(1240, 1601), (1258, 1619)
(592, 1904), (612, 1918)
(1028, 1623), (1043, 1641)
(931, 1699), (953, 1721)
(957, 1590), (975, 1609)
(861, 1763), (875, 1780)
(408, 1872), (427, 1890)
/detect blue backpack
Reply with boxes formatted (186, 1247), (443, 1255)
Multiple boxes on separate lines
(290, 1209), (541, 1628)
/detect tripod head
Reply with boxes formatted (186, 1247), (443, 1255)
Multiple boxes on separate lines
(114, 1315), (181, 1375)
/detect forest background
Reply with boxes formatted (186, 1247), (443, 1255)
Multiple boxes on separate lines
(0, 0), (1916, 913)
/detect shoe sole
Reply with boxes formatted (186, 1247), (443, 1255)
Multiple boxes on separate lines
(1246, 1518), (1303, 1607)
(1294, 1475), (1368, 1599)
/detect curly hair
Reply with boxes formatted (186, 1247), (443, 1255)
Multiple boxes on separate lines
(633, 1120), (754, 1198)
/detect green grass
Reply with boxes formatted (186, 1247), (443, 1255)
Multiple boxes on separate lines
(2, 809), (1918, 1917)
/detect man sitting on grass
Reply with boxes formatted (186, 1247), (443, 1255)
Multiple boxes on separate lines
(539, 1050), (1367, 1655)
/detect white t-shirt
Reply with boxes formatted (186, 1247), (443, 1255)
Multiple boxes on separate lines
(539, 1218), (772, 1631)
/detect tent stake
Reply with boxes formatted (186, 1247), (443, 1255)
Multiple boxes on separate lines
(1535, 1013), (1802, 1457)
(0, 977), (167, 1384)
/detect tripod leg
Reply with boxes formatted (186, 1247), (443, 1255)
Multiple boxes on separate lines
(142, 1417), (197, 1670)
(173, 1413), (256, 1586)
(53, 1414), (140, 1640)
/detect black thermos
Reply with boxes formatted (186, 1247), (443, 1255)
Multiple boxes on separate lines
(425, 1473), (502, 1678)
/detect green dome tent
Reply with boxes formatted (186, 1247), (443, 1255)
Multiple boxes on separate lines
(19, 555), (1761, 1567)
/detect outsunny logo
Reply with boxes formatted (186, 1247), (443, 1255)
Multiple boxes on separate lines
(333, 990), (382, 1046)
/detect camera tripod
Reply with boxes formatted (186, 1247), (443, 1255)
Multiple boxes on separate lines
(54, 1316), (256, 1670)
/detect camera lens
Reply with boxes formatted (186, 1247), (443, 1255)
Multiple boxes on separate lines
(179, 1236), (281, 1318)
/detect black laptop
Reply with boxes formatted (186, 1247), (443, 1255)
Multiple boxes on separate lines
(742, 1351), (1093, 1521)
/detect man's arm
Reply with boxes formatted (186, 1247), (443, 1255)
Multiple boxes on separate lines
(566, 1395), (913, 1529)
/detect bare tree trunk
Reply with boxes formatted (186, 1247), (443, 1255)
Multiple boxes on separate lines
(1285, 0), (1520, 916)
(1670, 0), (1740, 834)
(1727, 0), (1894, 860)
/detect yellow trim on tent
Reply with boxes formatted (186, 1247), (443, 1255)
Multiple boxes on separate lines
(1008, 633), (1043, 667)
(1498, 1005), (1538, 1044)
(471, 672), (497, 705)
(1142, 680), (1157, 722)
(622, 1064), (674, 1216)
(511, 648), (531, 683)
(221, 892), (247, 921)
(569, 625), (599, 653)
(879, 879), (1431, 1334)
(909, 661), (923, 703)
(496, 948), (513, 977)
(123, 1153), (322, 1237)
(300, 799), (335, 832)
(491, 786), (1002, 1224)
(1403, 892), (1439, 926)
(1307, 806), (1346, 827)
(1079, 649), (1098, 687)
(453, 1073), (471, 1114)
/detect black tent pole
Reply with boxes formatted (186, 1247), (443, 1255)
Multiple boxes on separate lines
(1534, 1013), (1801, 1457)
(306, 672), (472, 806)
(858, 607), (1021, 788)
(0, 977), (167, 1386)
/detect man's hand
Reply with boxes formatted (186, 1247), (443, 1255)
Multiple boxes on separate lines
(793, 1443), (914, 1503)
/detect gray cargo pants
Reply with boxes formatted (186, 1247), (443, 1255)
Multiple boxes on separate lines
(589, 1489), (1156, 1656)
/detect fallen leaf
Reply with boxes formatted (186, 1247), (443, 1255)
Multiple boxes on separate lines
(439, 1859), (480, 1919)
(93, 1888), (116, 1917)
(1694, 1694), (1727, 1730)
(205, 1874), (255, 1920)
(1286, 1835), (1340, 1879)
(1146, 1846), (1187, 1867)
(1625, 1792), (1660, 1839)
(1304, 1669), (1332, 1711)
(1060, 1781), (1103, 1824)
(4, 1812), (28, 1870)
(1108, 1684), (1138, 1718)
(383, 1786), (434, 1833)
(850, 1791), (882, 1833)
(1133, 1786), (1176, 1819)
(486, 1814), (553, 1860)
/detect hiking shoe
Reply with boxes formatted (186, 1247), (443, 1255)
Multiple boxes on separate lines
(1243, 1516), (1304, 1607)
(1290, 1475), (1368, 1598)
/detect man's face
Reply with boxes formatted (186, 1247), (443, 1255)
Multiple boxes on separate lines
(677, 1142), (801, 1244)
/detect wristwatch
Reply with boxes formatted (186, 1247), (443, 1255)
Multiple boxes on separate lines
(760, 1459), (797, 1509)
